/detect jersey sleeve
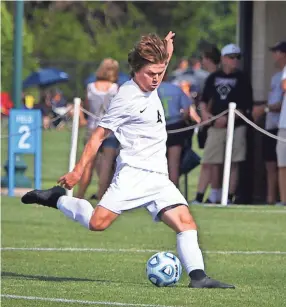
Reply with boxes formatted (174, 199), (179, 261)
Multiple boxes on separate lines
(98, 95), (131, 132)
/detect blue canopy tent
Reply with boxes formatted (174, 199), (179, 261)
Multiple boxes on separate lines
(23, 68), (69, 88)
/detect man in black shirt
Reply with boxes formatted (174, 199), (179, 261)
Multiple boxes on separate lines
(199, 44), (253, 204)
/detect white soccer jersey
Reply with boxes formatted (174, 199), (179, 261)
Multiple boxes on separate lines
(99, 79), (168, 174)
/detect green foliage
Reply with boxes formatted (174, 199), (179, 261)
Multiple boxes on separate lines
(30, 9), (96, 61)
(0, 1), (238, 97)
(169, 1), (238, 57)
(85, 2), (155, 70)
(1, 2), (38, 93)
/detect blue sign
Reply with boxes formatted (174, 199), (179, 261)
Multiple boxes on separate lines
(8, 109), (42, 196)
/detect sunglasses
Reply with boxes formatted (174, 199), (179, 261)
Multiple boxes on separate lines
(227, 54), (241, 60)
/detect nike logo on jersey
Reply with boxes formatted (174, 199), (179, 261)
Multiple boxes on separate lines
(140, 107), (147, 113)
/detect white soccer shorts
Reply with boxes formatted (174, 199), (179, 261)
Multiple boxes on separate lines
(98, 165), (188, 221)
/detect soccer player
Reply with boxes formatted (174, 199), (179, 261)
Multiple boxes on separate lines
(22, 31), (234, 289)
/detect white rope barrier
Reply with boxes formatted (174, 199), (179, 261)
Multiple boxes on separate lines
(80, 106), (229, 134)
(80, 107), (101, 121)
(167, 110), (229, 134)
(234, 110), (286, 143)
(3, 105), (286, 144)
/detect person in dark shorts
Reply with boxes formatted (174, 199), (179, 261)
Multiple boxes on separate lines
(158, 75), (200, 187)
(252, 43), (285, 204)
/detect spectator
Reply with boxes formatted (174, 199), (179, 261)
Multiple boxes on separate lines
(192, 44), (221, 204)
(158, 74), (200, 187)
(190, 57), (209, 93)
(278, 45), (286, 206)
(170, 57), (190, 79)
(23, 93), (35, 109)
(34, 90), (53, 129)
(1, 92), (14, 116)
(50, 89), (87, 129)
(199, 44), (253, 204)
(252, 42), (285, 204)
(77, 58), (120, 200)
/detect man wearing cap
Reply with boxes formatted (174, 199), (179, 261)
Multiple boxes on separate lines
(199, 44), (253, 204)
(252, 41), (286, 205)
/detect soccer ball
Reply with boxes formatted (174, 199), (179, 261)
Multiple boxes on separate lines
(146, 252), (182, 287)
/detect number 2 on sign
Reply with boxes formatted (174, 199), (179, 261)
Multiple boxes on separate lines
(18, 125), (31, 149)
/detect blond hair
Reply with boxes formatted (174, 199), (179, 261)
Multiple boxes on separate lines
(96, 58), (119, 83)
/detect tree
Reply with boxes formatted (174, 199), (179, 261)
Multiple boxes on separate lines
(1, 2), (38, 93)
(133, 1), (238, 58)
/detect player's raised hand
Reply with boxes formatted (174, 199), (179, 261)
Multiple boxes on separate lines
(57, 170), (81, 190)
(164, 31), (175, 59)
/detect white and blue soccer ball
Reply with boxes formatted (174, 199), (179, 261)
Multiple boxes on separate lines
(146, 252), (182, 287)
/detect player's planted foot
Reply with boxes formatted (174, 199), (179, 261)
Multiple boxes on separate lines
(189, 276), (235, 289)
(21, 186), (66, 209)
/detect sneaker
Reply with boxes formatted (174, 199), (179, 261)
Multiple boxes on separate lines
(21, 186), (66, 209)
(189, 276), (235, 289)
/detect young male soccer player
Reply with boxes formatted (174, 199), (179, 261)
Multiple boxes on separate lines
(22, 31), (234, 289)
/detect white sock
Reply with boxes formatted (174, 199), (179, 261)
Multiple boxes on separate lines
(209, 188), (218, 203)
(217, 188), (222, 202)
(57, 196), (94, 229)
(177, 230), (205, 274)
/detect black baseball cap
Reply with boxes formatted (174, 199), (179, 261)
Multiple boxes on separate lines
(269, 41), (286, 53)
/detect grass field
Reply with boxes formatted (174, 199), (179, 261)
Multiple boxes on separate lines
(1, 127), (286, 307)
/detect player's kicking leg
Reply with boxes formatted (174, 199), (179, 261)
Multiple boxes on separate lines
(159, 204), (235, 289)
(21, 186), (118, 231)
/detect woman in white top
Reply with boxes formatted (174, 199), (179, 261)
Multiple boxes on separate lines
(77, 58), (120, 199)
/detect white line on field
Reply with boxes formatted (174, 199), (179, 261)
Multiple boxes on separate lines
(199, 206), (286, 213)
(1, 294), (182, 307)
(1, 247), (286, 255)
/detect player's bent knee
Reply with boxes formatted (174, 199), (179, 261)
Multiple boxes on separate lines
(180, 214), (197, 231)
(88, 206), (118, 231)
(160, 205), (197, 233)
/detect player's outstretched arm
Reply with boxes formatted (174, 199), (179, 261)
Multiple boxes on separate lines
(164, 31), (175, 63)
(58, 126), (111, 189)
(158, 31), (175, 85)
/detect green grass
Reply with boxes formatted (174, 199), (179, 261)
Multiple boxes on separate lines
(1, 124), (286, 307)
(1, 198), (286, 307)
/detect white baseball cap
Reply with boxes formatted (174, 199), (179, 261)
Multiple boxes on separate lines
(221, 44), (241, 56)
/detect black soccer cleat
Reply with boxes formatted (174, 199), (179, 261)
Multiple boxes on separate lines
(189, 276), (235, 289)
(21, 186), (66, 209)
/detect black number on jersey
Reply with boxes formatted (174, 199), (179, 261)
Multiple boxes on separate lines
(157, 110), (162, 123)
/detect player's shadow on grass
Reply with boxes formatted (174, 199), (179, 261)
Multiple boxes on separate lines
(1, 271), (147, 286)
